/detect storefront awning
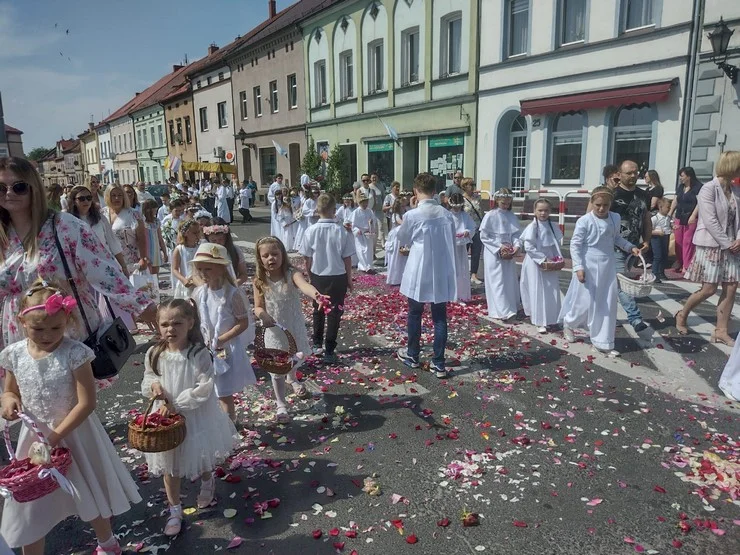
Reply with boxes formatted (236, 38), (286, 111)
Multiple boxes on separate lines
(181, 162), (237, 173)
(519, 79), (676, 116)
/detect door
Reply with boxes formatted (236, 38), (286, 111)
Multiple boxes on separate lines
(289, 143), (301, 187)
(340, 144), (358, 186)
(401, 137), (419, 190)
(241, 147), (252, 183)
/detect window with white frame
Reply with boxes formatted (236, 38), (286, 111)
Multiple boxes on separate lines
(510, 115), (528, 194)
(287, 74), (298, 108)
(623, 0), (653, 31)
(550, 112), (584, 181)
(367, 40), (384, 93)
(441, 13), (462, 76)
(158, 124), (164, 146)
(153, 166), (159, 181)
(269, 80), (279, 112)
(185, 116), (192, 143)
(612, 104), (654, 178)
(558, 0), (586, 46)
(199, 107), (208, 131)
(150, 127), (155, 147)
(254, 86), (262, 116)
(339, 50), (354, 100)
(239, 90), (248, 120)
(128, 132), (132, 151)
(507, 0), (529, 57)
(217, 101), (228, 128)
(314, 60), (327, 106)
(401, 27), (420, 85)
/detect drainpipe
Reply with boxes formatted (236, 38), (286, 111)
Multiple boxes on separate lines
(473, 0), (482, 185)
(678, 0), (705, 169)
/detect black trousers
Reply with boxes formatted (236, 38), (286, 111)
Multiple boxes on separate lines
(469, 231), (483, 275)
(310, 272), (349, 354)
(239, 207), (252, 223)
(227, 198), (235, 219)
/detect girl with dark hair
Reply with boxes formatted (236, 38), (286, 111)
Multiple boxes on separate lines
(645, 169), (664, 212)
(202, 218), (249, 285)
(670, 166), (703, 272)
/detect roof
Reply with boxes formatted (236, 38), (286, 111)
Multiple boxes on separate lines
(58, 139), (79, 154)
(4, 124), (22, 135)
(104, 65), (189, 122)
(163, 52), (226, 102)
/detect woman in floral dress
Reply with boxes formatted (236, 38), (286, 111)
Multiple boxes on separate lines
(0, 157), (155, 352)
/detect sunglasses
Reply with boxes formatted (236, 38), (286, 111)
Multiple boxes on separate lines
(362, 179), (370, 183)
(76, 195), (93, 202)
(0, 181), (30, 196)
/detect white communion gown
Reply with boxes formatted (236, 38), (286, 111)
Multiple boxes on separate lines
(520, 219), (564, 327)
(140, 347), (238, 478)
(719, 338), (740, 401)
(263, 270), (312, 363)
(479, 209), (522, 319)
(558, 212), (634, 350)
(385, 213), (407, 285)
(0, 339), (141, 548)
(451, 209), (476, 301)
(172, 244), (199, 299)
(350, 207), (377, 272)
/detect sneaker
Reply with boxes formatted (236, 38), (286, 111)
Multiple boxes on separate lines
(396, 347), (419, 368)
(430, 362), (448, 379)
(595, 347), (620, 358)
(311, 345), (324, 356)
(563, 327), (575, 343)
(323, 352), (339, 365)
(653, 278), (662, 284)
(633, 321), (649, 333)
(471, 275), (482, 285)
(537, 326), (547, 334)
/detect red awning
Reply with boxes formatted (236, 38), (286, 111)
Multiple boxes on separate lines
(520, 80), (676, 116)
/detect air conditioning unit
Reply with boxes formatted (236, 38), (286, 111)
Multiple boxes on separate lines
(213, 147), (225, 158)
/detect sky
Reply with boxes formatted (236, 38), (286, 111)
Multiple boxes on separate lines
(0, 0), (299, 151)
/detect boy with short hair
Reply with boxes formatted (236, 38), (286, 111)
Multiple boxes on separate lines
(651, 197), (673, 282)
(300, 193), (356, 364)
(396, 173), (457, 378)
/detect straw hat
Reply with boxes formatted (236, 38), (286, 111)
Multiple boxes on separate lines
(189, 243), (231, 266)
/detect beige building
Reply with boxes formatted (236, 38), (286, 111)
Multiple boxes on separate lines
(162, 85), (199, 183)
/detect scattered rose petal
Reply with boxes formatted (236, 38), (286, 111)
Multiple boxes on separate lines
(406, 534), (418, 544)
(227, 536), (243, 550)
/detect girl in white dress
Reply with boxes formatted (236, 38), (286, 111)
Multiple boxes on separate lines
(141, 298), (238, 536)
(215, 183), (231, 224)
(520, 199), (564, 333)
(449, 193), (477, 301)
(191, 243), (256, 423)
(385, 198), (409, 286)
(253, 237), (319, 424)
(277, 196), (296, 251)
(171, 220), (201, 299)
(558, 187), (640, 356)
(719, 338), (740, 401)
(336, 194), (358, 267)
(0, 279), (140, 555)
(350, 194), (378, 273)
(479, 189), (522, 320)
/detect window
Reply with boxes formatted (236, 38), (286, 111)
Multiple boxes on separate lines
(168, 120), (175, 145)
(150, 127), (155, 148)
(339, 51), (354, 100)
(367, 40), (384, 93)
(441, 14), (462, 76)
(624, 0), (653, 30)
(158, 124), (164, 146)
(613, 105), (654, 178)
(550, 112), (584, 181)
(507, 0), (529, 57)
(269, 80), (279, 112)
(510, 115), (528, 194)
(184, 117), (192, 143)
(196, 80), (201, 89)
(128, 132), (132, 151)
(558, 0), (586, 46)
(217, 101), (228, 128)
(287, 74), (298, 108)
(218, 71), (224, 81)
(116, 135), (121, 153)
(153, 166), (159, 181)
(254, 86), (262, 116)
(176, 119), (183, 143)
(199, 107), (208, 131)
(145, 167), (150, 182)
(401, 28), (420, 85)
(314, 61), (327, 106)
(239, 90), (248, 119)
(142, 129), (148, 149)
(206, 76), (212, 86)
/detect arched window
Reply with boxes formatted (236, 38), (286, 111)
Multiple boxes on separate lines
(613, 104), (654, 178)
(550, 111), (584, 181)
(510, 115), (527, 193)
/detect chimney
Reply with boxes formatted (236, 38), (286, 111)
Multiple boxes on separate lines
(88, 122), (95, 131)
(269, 0), (276, 18)
(207, 43), (219, 56)
(173, 64), (184, 73)
(0, 91), (6, 144)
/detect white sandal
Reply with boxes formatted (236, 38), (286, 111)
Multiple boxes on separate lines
(164, 505), (182, 536)
(197, 477), (216, 509)
(276, 407), (292, 424)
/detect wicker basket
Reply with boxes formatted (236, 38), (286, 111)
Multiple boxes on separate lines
(0, 412), (73, 503)
(254, 324), (297, 376)
(541, 260), (565, 271)
(128, 398), (186, 453)
(617, 253), (655, 298)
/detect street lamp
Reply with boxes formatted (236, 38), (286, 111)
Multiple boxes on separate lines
(708, 17), (738, 84)
(234, 128), (257, 154)
(148, 149), (154, 160)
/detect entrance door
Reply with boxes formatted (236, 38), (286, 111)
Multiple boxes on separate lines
(401, 137), (419, 190)
(260, 147), (277, 187)
(289, 143), (301, 186)
(340, 144), (357, 186)
(241, 148), (252, 182)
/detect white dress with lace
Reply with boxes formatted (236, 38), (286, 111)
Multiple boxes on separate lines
(0, 338), (141, 548)
(263, 271), (312, 361)
(172, 244), (199, 299)
(140, 347), (238, 478)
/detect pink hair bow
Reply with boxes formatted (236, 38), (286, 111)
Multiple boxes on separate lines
(43, 293), (77, 315)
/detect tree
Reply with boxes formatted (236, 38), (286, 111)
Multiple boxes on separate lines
(300, 138), (322, 179)
(26, 147), (53, 161)
(325, 144), (350, 196)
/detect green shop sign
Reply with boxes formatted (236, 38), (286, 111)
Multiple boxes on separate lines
(429, 136), (464, 148)
(368, 142), (394, 153)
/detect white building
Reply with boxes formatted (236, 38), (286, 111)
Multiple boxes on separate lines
(477, 0), (696, 197)
(107, 114), (138, 186)
(96, 124), (115, 185)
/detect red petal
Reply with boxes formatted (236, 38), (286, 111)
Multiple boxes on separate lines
(437, 518), (451, 527)
(345, 530), (358, 538)
(405, 534), (418, 544)
(329, 528), (340, 537)
(333, 541), (346, 550)
(312, 529), (322, 539)
(672, 539), (683, 548)
(355, 447), (365, 452)
(653, 485), (667, 493)
(513, 520), (528, 528)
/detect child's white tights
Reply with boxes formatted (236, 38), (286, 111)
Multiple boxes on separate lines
(271, 368), (299, 409)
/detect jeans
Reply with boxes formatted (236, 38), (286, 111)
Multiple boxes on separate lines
(650, 235), (669, 277)
(310, 273), (349, 355)
(470, 231), (483, 275)
(614, 249), (643, 326)
(407, 299), (448, 367)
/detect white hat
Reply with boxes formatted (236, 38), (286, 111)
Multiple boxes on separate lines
(189, 243), (231, 266)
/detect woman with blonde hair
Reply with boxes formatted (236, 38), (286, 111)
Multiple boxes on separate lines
(676, 151), (740, 346)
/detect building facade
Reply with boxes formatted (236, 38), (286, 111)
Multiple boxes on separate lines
(108, 114), (138, 185)
(133, 103), (170, 184)
(96, 124), (114, 185)
(78, 123), (100, 183)
(301, 0), (478, 191)
(478, 0), (696, 197)
(163, 89), (199, 183)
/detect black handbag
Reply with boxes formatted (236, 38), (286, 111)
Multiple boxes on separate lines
(52, 214), (135, 379)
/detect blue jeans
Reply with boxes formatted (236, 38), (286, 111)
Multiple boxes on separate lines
(614, 249), (643, 326)
(407, 299), (447, 367)
(650, 236), (669, 277)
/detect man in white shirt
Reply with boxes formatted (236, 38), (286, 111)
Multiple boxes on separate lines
(300, 193), (355, 364)
(396, 172), (457, 378)
(157, 191), (171, 222)
(136, 181), (155, 203)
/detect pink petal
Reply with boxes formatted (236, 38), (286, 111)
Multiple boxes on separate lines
(227, 536), (243, 549)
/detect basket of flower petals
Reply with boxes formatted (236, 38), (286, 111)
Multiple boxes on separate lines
(128, 398), (186, 453)
(541, 256), (565, 271)
(398, 246), (410, 256)
(254, 324), (298, 376)
(498, 243), (516, 260)
(0, 412), (73, 502)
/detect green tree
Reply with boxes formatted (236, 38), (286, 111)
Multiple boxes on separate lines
(325, 144), (351, 197)
(26, 147), (53, 161)
(300, 138), (322, 179)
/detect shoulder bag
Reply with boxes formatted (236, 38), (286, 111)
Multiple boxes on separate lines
(52, 214), (135, 380)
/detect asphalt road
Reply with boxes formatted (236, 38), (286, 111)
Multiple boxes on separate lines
(33, 208), (740, 555)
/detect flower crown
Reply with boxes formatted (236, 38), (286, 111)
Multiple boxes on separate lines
(203, 224), (229, 236)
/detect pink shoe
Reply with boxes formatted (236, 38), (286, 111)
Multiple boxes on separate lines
(94, 542), (122, 555)
(164, 505), (183, 536)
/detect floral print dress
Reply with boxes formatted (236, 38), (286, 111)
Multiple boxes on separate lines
(0, 212), (151, 351)
(103, 207), (143, 272)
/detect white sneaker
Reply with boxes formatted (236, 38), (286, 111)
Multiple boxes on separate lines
(595, 347), (620, 358)
(311, 345), (324, 356)
(471, 275), (482, 285)
(563, 327), (575, 343)
(537, 326), (547, 334)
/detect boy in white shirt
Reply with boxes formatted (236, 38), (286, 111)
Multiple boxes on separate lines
(238, 181), (253, 223)
(396, 173), (457, 378)
(650, 197), (672, 282)
(300, 194), (356, 364)
(157, 192), (171, 223)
